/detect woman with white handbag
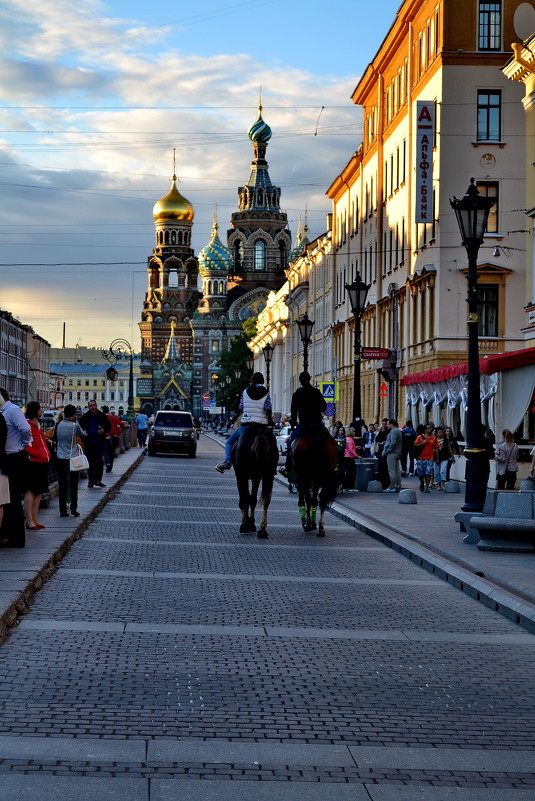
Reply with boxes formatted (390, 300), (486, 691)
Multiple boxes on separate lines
(55, 404), (87, 518)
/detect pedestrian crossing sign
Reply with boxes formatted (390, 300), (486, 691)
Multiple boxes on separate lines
(319, 382), (337, 401)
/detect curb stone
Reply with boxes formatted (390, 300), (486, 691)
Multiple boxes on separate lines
(327, 499), (535, 635)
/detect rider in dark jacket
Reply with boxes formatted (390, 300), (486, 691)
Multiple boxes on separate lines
(280, 372), (327, 477)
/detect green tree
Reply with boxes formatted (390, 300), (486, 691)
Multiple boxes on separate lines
(215, 319), (256, 414)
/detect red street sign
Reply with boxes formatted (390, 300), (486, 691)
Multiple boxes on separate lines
(202, 393), (210, 401)
(362, 347), (391, 360)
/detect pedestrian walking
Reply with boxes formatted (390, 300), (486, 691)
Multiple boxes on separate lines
(24, 401), (50, 530)
(135, 411), (149, 448)
(434, 426), (454, 490)
(400, 419), (417, 476)
(495, 429), (519, 490)
(342, 427), (359, 490)
(0, 387), (32, 547)
(382, 419), (402, 492)
(55, 404), (86, 517)
(444, 426), (460, 481)
(372, 418), (390, 489)
(102, 406), (125, 473)
(0, 413), (9, 538)
(79, 400), (111, 488)
(362, 423), (376, 458)
(414, 423), (439, 492)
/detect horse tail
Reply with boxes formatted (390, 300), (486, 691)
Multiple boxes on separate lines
(251, 431), (271, 463)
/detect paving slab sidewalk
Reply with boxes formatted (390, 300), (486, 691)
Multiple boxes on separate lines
(207, 432), (535, 633)
(0, 446), (144, 641)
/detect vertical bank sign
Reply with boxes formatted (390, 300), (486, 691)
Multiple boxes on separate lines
(415, 101), (434, 224)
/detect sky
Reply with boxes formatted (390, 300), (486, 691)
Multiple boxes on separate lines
(0, 0), (401, 350)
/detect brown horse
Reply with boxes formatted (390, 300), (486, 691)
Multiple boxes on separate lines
(291, 425), (338, 536)
(231, 424), (279, 539)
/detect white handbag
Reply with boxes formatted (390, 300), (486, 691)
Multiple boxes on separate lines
(69, 427), (89, 471)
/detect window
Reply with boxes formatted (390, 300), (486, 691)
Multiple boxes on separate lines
(254, 240), (266, 270)
(476, 181), (499, 233)
(478, 1), (501, 51)
(477, 90), (501, 141)
(477, 284), (498, 337)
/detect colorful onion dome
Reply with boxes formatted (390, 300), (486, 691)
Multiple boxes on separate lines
(198, 219), (232, 274)
(248, 103), (272, 143)
(153, 175), (194, 222)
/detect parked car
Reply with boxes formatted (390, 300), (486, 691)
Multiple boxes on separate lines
(147, 411), (197, 457)
(275, 425), (292, 454)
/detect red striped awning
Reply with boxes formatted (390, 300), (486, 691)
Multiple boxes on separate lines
(400, 346), (535, 386)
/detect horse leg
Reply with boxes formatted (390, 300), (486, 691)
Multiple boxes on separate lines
(257, 475), (273, 539)
(237, 475), (253, 534)
(246, 477), (259, 532)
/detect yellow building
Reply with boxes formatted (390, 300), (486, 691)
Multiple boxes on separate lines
(503, 29), (535, 341)
(327, 0), (527, 429)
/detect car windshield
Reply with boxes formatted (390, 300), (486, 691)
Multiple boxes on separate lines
(154, 413), (192, 428)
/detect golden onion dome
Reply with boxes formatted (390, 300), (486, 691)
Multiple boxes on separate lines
(153, 176), (194, 222)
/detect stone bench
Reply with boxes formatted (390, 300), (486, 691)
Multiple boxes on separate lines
(470, 492), (535, 553)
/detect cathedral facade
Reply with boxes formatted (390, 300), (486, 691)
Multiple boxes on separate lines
(138, 105), (292, 415)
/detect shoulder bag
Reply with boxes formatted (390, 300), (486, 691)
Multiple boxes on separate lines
(69, 425), (89, 472)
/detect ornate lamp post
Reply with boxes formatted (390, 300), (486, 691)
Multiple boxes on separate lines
(450, 178), (494, 512)
(296, 313), (314, 373)
(102, 339), (134, 421)
(246, 353), (254, 378)
(345, 274), (370, 442)
(262, 343), (275, 389)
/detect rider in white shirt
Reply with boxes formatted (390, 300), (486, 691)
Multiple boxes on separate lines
(215, 372), (273, 473)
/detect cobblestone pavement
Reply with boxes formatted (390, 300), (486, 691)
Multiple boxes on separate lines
(0, 437), (534, 800)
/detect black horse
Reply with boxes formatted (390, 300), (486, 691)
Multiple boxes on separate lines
(291, 425), (338, 537)
(231, 424), (279, 539)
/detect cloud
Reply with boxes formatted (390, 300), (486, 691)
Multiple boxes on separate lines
(0, 0), (363, 347)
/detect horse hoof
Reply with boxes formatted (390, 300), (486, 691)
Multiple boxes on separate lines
(240, 523), (252, 534)
(310, 522), (317, 530)
(257, 530), (268, 539)
(317, 527), (325, 537)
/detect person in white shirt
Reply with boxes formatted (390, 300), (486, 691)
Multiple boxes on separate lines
(0, 387), (32, 547)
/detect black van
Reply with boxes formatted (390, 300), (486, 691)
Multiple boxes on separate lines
(147, 411), (197, 457)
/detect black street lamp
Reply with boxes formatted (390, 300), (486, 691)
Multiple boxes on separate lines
(450, 178), (494, 513)
(246, 353), (254, 377)
(345, 274), (370, 442)
(263, 343), (275, 389)
(103, 339), (134, 421)
(296, 313), (314, 373)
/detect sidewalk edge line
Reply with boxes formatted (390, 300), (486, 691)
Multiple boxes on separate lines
(0, 451), (145, 645)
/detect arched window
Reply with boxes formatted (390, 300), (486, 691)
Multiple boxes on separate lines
(168, 269), (178, 288)
(257, 189), (263, 206)
(164, 231), (170, 244)
(254, 240), (266, 270)
(178, 231), (183, 244)
(171, 231), (176, 244)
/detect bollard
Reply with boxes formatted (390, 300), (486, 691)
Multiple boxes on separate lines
(399, 489), (417, 504)
(367, 480), (383, 493)
(444, 481), (461, 493)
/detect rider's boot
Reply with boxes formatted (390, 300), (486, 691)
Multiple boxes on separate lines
(215, 460), (232, 473)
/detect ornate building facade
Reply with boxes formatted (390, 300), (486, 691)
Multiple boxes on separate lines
(138, 106), (291, 414)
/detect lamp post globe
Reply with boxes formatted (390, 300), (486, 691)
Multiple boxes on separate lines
(296, 313), (314, 373)
(450, 179), (494, 513)
(345, 274), (370, 441)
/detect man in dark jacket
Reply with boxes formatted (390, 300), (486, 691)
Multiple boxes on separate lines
(280, 372), (327, 477)
(79, 401), (111, 488)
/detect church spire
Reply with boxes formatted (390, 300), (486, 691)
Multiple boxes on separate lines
(163, 320), (179, 362)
